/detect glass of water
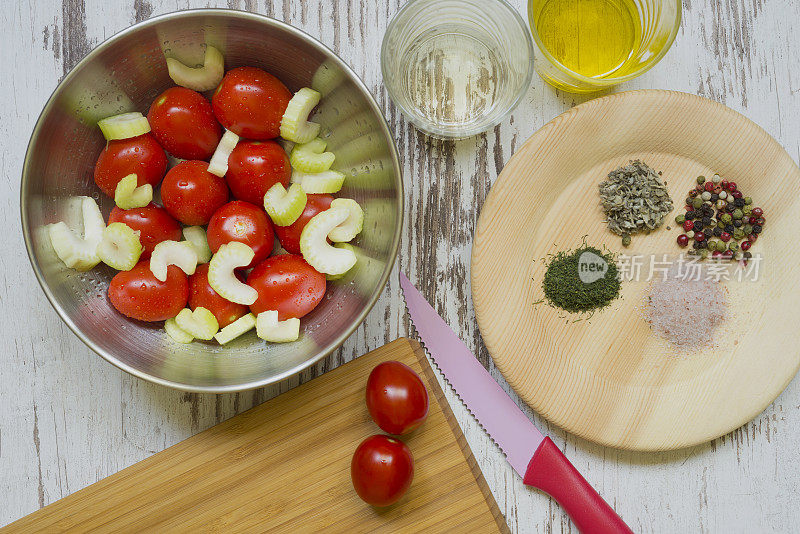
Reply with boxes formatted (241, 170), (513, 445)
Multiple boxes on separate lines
(381, 0), (534, 139)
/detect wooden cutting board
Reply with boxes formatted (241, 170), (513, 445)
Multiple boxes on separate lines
(5, 338), (508, 533)
(472, 90), (800, 451)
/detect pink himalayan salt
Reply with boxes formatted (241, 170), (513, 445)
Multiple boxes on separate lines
(644, 264), (727, 350)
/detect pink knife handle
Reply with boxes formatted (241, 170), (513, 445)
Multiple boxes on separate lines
(523, 438), (634, 534)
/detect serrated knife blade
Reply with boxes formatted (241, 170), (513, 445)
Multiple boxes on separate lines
(400, 273), (633, 534)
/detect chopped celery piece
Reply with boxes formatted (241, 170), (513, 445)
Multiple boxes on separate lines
(208, 242), (258, 305)
(97, 222), (143, 271)
(263, 183), (307, 226)
(176, 307), (219, 340)
(207, 129), (239, 177)
(165, 317), (194, 343)
(114, 173), (153, 209)
(299, 205), (357, 275)
(166, 45), (224, 92)
(290, 138), (335, 173)
(97, 112), (150, 141)
(291, 169), (345, 194)
(326, 243), (356, 280)
(256, 311), (300, 343)
(328, 198), (364, 242)
(150, 240), (198, 281)
(214, 313), (257, 344)
(49, 196), (105, 271)
(280, 88), (321, 143)
(182, 226), (212, 264)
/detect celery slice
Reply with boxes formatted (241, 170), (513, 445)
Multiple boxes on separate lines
(165, 317), (194, 343)
(325, 243), (356, 281)
(114, 173), (153, 209)
(299, 206), (357, 275)
(49, 197), (105, 271)
(291, 169), (345, 194)
(214, 313), (257, 344)
(182, 226), (212, 264)
(97, 222), (143, 271)
(150, 240), (198, 281)
(97, 112), (150, 141)
(176, 307), (219, 340)
(280, 88), (321, 143)
(207, 242), (258, 305)
(256, 310), (300, 343)
(263, 183), (307, 226)
(290, 138), (335, 173)
(207, 129), (239, 177)
(166, 45), (225, 92)
(328, 198), (364, 242)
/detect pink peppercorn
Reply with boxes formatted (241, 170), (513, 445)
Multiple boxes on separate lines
(677, 234), (689, 247)
(741, 240), (752, 251)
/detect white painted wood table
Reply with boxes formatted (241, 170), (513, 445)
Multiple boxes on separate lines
(2, 0), (800, 532)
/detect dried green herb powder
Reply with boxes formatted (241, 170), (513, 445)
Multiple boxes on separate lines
(542, 246), (621, 314)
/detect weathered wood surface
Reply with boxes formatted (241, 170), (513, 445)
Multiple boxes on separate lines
(2, 0), (799, 532)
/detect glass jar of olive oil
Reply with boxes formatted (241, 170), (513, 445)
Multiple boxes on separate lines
(528, 0), (681, 93)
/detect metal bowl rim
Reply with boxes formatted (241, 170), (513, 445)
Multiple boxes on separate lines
(20, 8), (404, 393)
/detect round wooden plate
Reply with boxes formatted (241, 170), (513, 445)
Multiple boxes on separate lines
(471, 90), (800, 451)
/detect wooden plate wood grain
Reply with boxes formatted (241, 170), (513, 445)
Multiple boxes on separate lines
(471, 90), (800, 451)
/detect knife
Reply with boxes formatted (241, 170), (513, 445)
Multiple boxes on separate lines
(400, 273), (634, 534)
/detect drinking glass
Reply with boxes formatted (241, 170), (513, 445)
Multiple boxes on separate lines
(382, 0), (534, 139)
(528, 0), (681, 93)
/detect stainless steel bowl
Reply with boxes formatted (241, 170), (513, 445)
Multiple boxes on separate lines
(21, 10), (403, 392)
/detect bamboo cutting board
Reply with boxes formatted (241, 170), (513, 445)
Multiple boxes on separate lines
(5, 338), (508, 533)
(472, 90), (800, 451)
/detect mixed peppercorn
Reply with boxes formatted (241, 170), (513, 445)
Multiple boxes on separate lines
(675, 174), (764, 261)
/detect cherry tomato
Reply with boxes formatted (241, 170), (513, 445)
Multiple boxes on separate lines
(108, 203), (182, 258)
(206, 201), (274, 268)
(160, 160), (229, 225)
(366, 361), (429, 435)
(93, 133), (168, 197)
(211, 67), (291, 139)
(108, 261), (188, 322)
(147, 87), (222, 160)
(188, 263), (248, 328)
(274, 194), (333, 254)
(225, 141), (291, 205)
(351, 435), (414, 507)
(247, 254), (326, 319)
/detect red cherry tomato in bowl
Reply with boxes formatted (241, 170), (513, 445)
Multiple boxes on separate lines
(211, 66), (291, 139)
(108, 262), (188, 322)
(188, 263), (248, 328)
(160, 160), (229, 225)
(351, 435), (414, 507)
(108, 203), (182, 258)
(366, 361), (429, 435)
(147, 86), (222, 160)
(93, 133), (167, 197)
(206, 200), (274, 268)
(226, 140), (291, 205)
(247, 254), (326, 319)
(274, 194), (333, 254)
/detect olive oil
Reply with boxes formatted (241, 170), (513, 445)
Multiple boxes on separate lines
(531, 0), (642, 79)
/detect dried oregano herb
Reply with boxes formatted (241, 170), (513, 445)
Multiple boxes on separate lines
(542, 245), (621, 314)
(599, 160), (674, 245)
